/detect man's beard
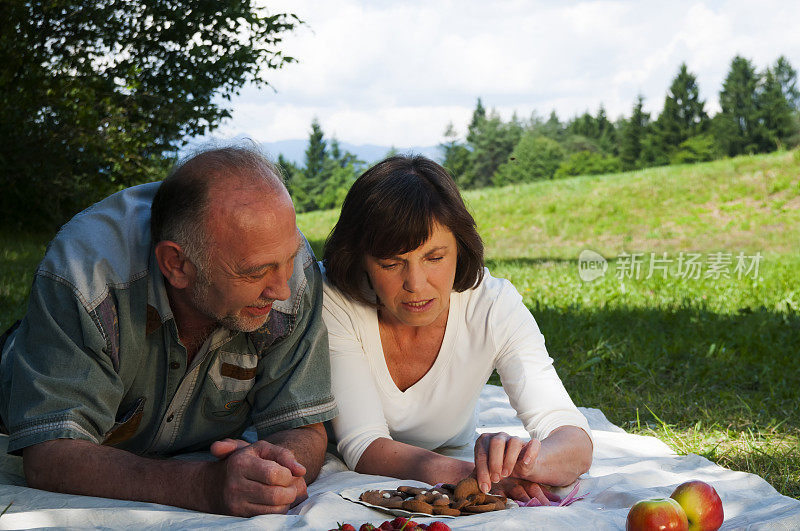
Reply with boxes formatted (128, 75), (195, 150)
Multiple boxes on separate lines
(190, 267), (270, 333)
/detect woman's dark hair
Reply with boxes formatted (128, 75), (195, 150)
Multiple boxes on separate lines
(323, 155), (484, 305)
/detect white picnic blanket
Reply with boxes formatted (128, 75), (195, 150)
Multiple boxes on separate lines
(1, 385), (798, 530)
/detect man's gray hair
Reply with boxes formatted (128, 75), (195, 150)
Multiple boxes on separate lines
(150, 143), (285, 270)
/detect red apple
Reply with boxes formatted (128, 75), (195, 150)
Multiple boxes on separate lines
(670, 480), (724, 531)
(626, 498), (689, 531)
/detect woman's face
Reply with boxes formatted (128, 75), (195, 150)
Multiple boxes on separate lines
(364, 223), (458, 328)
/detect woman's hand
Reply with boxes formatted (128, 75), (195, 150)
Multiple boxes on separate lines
(473, 431), (541, 492)
(489, 476), (558, 506)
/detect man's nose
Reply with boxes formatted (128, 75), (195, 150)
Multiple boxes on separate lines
(264, 266), (293, 301)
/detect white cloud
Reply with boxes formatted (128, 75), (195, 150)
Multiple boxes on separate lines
(208, 0), (800, 147)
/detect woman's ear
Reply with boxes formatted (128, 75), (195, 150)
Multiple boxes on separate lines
(154, 241), (195, 289)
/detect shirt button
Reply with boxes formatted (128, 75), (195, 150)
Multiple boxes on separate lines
(166, 413), (174, 423)
(169, 362), (180, 370)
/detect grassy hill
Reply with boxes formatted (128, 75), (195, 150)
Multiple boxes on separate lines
(301, 149), (800, 259)
(2, 149), (798, 498)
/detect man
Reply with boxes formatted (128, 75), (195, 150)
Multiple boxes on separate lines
(0, 146), (337, 516)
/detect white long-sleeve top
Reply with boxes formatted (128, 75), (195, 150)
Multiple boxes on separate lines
(322, 268), (592, 470)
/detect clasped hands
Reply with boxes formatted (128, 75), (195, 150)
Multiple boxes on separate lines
(208, 438), (308, 517)
(473, 431), (558, 506)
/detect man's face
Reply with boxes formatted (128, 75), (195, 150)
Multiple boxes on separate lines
(189, 186), (301, 333)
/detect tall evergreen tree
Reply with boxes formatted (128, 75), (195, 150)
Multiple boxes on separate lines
(466, 110), (518, 188)
(620, 95), (650, 170)
(304, 119), (329, 184)
(716, 55), (763, 155)
(656, 63), (709, 147)
(595, 104), (617, 154)
(439, 122), (471, 185)
(758, 68), (796, 150)
(541, 110), (564, 141)
(466, 98), (487, 142)
(773, 56), (800, 110)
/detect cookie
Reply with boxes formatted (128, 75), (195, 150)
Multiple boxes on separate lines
(360, 490), (405, 509)
(433, 505), (462, 516)
(402, 499), (434, 514)
(463, 503), (498, 513)
(453, 477), (481, 500)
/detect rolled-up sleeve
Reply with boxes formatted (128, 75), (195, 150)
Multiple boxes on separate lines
(0, 275), (124, 455)
(490, 281), (593, 445)
(323, 283), (391, 470)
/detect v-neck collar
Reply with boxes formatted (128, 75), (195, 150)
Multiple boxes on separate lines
(371, 291), (461, 397)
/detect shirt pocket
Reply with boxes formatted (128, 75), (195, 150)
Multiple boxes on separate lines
(203, 351), (258, 421)
(103, 397), (146, 446)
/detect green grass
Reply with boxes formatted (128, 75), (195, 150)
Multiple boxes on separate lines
(2, 150), (798, 499)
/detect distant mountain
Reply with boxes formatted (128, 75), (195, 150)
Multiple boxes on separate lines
(181, 136), (442, 168)
(259, 139), (442, 167)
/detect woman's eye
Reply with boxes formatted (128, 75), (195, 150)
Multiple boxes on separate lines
(428, 256), (444, 262)
(380, 263), (399, 270)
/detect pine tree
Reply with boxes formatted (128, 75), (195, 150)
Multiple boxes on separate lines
(620, 95), (650, 170)
(758, 68), (795, 150)
(656, 63), (709, 147)
(541, 111), (564, 141)
(466, 111), (514, 188)
(466, 98), (487, 143)
(304, 118), (328, 183)
(717, 55), (763, 156)
(595, 104), (617, 154)
(439, 122), (471, 185)
(773, 56), (800, 110)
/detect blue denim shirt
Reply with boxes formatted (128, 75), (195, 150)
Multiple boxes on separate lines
(0, 182), (337, 456)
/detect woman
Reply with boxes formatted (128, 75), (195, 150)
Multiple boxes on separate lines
(322, 155), (592, 504)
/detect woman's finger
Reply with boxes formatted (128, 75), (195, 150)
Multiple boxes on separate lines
(514, 438), (541, 477)
(473, 434), (492, 494)
(501, 436), (524, 478)
(486, 433), (510, 483)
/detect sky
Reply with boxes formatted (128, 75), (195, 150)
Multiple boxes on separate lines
(204, 0), (800, 148)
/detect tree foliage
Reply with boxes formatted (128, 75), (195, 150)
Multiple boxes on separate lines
(282, 120), (363, 213)
(494, 134), (564, 184)
(430, 54), (798, 199)
(0, 1), (298, 229)
(619, 95), (650, 170)
(656, 63), (709, 147)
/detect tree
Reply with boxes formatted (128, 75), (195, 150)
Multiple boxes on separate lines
(439, 122), (471, 185)
(773, 55), (800, 110)
(656, 63), (709, 147)
(716, 55), (764, 155)
(464, 106), (521, 188)
(0, 1), (298, 229)
(758, 68), (796, 150)
(554, 151), (621, 178)
(619, 95), (650, 170)
(493, 134), (564, 184)
(304, 119), (328, 186)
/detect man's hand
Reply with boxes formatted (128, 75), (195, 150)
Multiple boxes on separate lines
(473, 431), (541, 493)
(207, 439), (308, 516)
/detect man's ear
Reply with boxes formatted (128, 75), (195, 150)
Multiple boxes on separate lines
(154, 241), (195, 290)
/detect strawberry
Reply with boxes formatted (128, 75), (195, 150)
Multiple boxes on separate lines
(390, 517), (408, 529)
(359, 524), (377, 531)
(379, 521), (395, 530)
(425, 523), (452, 531)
